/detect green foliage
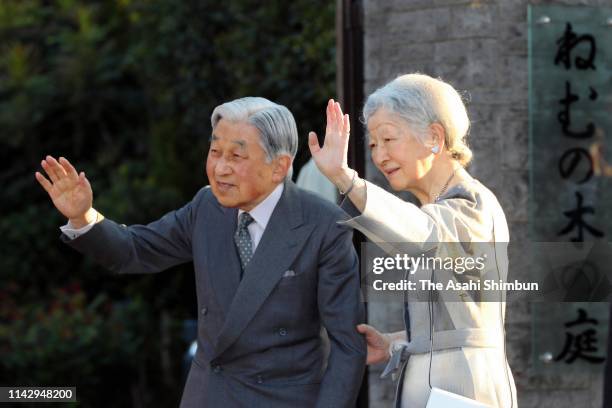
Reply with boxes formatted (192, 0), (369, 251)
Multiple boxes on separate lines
(0, 0), (335, 406)
(1, 284), (148, 387)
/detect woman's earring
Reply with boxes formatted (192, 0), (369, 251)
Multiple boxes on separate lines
(431, 146), (440, 154)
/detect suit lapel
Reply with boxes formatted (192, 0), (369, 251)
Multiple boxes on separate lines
(205, 202), (241, 317)
(213, 181), (315, 358)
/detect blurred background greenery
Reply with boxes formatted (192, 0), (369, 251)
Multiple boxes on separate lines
(0, 0), (335, 406)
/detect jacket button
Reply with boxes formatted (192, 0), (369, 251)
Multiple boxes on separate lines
(200, 307), (208, 316)
(256, 375), (264, 384)
(278, 328), (287, 336)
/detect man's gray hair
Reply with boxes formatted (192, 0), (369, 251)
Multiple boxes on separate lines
(210, 97), (298, 163)
(363, 73), (472, 166)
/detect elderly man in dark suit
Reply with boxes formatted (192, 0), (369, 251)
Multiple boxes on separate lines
(35, 97), (366, 408)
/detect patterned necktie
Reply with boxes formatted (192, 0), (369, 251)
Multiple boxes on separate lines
(234, 212), (255, 276)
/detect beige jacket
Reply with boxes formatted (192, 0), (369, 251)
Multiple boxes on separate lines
(341, 178), (517, 408)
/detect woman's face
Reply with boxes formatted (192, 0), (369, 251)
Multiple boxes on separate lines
(367, 108), (434, 191)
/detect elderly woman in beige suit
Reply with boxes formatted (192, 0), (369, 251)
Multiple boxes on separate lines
(309, 74), (517, 407)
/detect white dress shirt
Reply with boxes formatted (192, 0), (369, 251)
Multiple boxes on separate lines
(238, 183), (283, 252)
(60, 183), (285, 253)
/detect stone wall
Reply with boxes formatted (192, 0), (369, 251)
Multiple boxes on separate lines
(362, 1), (609, 407)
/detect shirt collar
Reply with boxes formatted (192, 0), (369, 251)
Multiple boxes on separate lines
(238, 183), (284, 230)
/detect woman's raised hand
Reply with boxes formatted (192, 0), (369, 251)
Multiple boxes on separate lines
(308, 99), (352, 183)
(35, 156), (94, 227)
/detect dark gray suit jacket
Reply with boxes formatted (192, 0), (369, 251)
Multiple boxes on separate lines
(64, 180), (366, 408)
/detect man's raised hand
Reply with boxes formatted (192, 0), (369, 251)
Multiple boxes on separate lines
(35, 156), (96, 228)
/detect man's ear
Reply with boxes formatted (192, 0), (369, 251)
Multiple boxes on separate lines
(429, 123), (446, 153)
(271, 155), (292, 183)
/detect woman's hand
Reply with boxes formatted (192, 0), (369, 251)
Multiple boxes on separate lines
(357, 324), (391, 365)
(35, 156), (95, 228)
(308, 99), (353, 186)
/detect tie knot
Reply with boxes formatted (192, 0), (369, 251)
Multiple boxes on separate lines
(238, 212), (254, 230)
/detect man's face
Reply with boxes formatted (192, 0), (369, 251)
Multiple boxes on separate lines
(206, 119), (282, 211)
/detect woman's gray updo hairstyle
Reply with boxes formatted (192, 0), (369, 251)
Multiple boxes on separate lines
(363, 73), (472, 167)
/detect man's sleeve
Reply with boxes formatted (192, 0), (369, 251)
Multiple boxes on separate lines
(60, 218), (97, 239)
(61, 188), (206, 275)
(315, 217), (367, 408)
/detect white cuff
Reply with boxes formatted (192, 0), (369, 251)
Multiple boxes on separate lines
(60, 218), (97, 240)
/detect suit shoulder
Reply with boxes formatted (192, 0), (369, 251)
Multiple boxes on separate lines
(189, 185), (221, 212)
(194, 185), (212, 200)
(295, 187), (346, 223)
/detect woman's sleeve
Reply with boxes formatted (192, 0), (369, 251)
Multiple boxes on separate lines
(339, 180), (437, 253)
(339, 180), (486, 251)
